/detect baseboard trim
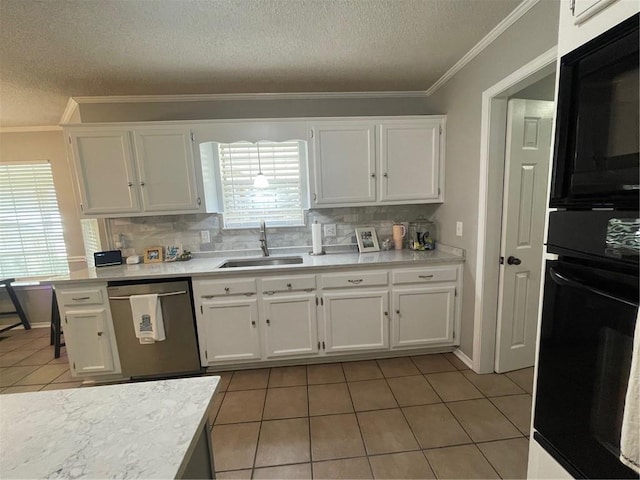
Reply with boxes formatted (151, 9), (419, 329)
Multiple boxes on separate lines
(452, 348), (474, 370)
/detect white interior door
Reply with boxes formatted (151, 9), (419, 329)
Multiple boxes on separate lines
(495, 99), (554, 373)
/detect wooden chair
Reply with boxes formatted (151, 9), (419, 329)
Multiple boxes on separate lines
(0, 279), (31, 334)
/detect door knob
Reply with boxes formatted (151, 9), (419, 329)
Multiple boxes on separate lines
(507, 256), (522, 265)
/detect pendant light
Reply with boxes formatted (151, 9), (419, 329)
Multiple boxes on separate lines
(254, 142), (269, 188)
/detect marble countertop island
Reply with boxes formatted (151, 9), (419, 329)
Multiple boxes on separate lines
(0, 376), (219, 479)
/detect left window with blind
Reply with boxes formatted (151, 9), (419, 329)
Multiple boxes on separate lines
(0, 162), (69, 278)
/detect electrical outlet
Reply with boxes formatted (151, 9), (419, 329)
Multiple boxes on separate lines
(324, 223), (337, 237)
(200, 230), (210, 243)
(456, 221), (463, 237)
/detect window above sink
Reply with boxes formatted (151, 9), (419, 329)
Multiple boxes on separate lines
(200, 140), (309, 229)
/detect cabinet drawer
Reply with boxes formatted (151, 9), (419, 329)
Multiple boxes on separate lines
(262, 275), (316, 293)
(197, 279), (257, 297)
(392, 266), (457, 285)
(321, 271), (388, 289)
(57, 288), (104, 306)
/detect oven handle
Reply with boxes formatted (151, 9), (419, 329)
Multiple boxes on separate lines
(549, 268), (639, 308)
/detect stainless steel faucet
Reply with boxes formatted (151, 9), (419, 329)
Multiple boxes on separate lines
(259, 219), (269, 257)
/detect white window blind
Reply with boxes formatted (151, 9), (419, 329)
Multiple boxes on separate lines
(0, 162), (69, 278)
(81, 219), (102, 268)
(218, 141), (306, 228)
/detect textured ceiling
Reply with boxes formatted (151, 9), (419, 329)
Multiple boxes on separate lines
(0, 0), (521, 127)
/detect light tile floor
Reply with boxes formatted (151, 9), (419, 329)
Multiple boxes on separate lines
(0, 327), (534, 479)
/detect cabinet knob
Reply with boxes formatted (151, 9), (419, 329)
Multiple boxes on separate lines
(140, 181), (145, 186)
(127, 182), (133, 187)
(383, 173), (388, 177)
(371, 173), (376, 178)
(224, 287), (230, 293)
(384, 311), (388, 316)
(251, 320), (256, 327)
(396, 309), (400, 314)
(266, 319), (271, 325)
(97, 331), (103, 336)
(286, 283), (292, 288)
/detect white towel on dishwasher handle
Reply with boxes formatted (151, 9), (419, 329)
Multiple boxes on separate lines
(129, 294), (166, 344)
(620, 307), (640, 474)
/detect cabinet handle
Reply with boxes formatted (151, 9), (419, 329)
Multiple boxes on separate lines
(202, 295), (215, 299)
(418, 275), (434, 279)
(266, 319), (271, 325)
(97, 331), (103, 336)
(140, 181), (145, 186)
(224, 287), (230, 293)
(286, 283), (292, 288)
(347, 279), (363, 284)
(251, 320), (256, 327)
(384, 311), (388, 316)
(72, 296), (90, 301)
(371, 173), (376, 178)
(127, 182), (133, 187)
(383, 173), (388, 178)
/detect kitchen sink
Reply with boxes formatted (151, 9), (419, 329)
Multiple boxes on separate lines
(219, 256), (304, 268)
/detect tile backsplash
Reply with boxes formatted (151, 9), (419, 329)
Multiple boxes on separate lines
(107, 205), (439, 255)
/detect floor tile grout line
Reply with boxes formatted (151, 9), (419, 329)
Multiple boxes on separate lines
(344, 368), (375, 479)
(485, 394), (532, 437)
(250, 368), (271, 474)
(381, 370), (438, 477)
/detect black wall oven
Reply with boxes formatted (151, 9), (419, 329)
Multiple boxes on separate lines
(534, 211), (639, 479)
(550, 14), (639, 209)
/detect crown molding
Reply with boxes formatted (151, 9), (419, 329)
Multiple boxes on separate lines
(425, 0), (541, 96)
(69, 91), (428, 105)
(0, 125), (63, 133)
(59, 97), (80, 125)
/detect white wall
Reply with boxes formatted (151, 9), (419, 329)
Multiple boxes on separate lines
(425, 0), (561, 358)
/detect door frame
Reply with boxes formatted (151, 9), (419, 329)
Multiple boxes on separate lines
(472, 46), (558, 374)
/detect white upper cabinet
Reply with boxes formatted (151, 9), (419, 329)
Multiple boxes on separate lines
(379, 119), (441, 202)
(311, 122), (377, 205)
(132, 128), (199, 212)
(559, 0), (639, 55)
(70, 130), (140, 215)
(68, 127), (203, 217)
(310, 116), (445, 207)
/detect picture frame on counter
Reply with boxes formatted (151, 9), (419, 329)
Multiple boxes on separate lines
(355, 227), (380, 253)
(143, 246), (164, 264)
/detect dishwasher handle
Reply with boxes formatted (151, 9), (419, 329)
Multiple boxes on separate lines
(109, 290), (187, 300)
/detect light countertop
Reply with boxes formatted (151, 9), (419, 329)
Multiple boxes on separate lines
(48, 245), (464, 284)
(0, 376), (219, 479)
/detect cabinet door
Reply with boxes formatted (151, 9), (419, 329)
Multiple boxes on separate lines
(379, 120), (441, 202)
(311, 122), (376, 205)
(262, 293), (318, 358)
(63, 308), (115, 374)
(201, 298), (261, 363)
(322, 289), (389, 353)
(391, 285), (455, 348)
(133, 128), (199, 212)
(70, 130), (140, 214)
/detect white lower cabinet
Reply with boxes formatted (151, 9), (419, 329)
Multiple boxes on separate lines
(321, 289), (389, 353)
(193, 263), (461, 367)
(262, 292), (318, 358)
(54, 284), (121, 377)
(391, 265), (461, 349)
(200, 297), (261, 363)
(391, 285), (455, 348)
(64, 309), (116, 374)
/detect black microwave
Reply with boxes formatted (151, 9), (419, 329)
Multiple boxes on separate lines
(550, 14), (639, 210)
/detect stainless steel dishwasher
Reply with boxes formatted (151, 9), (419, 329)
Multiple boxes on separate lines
(107, 278), (201, 379)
